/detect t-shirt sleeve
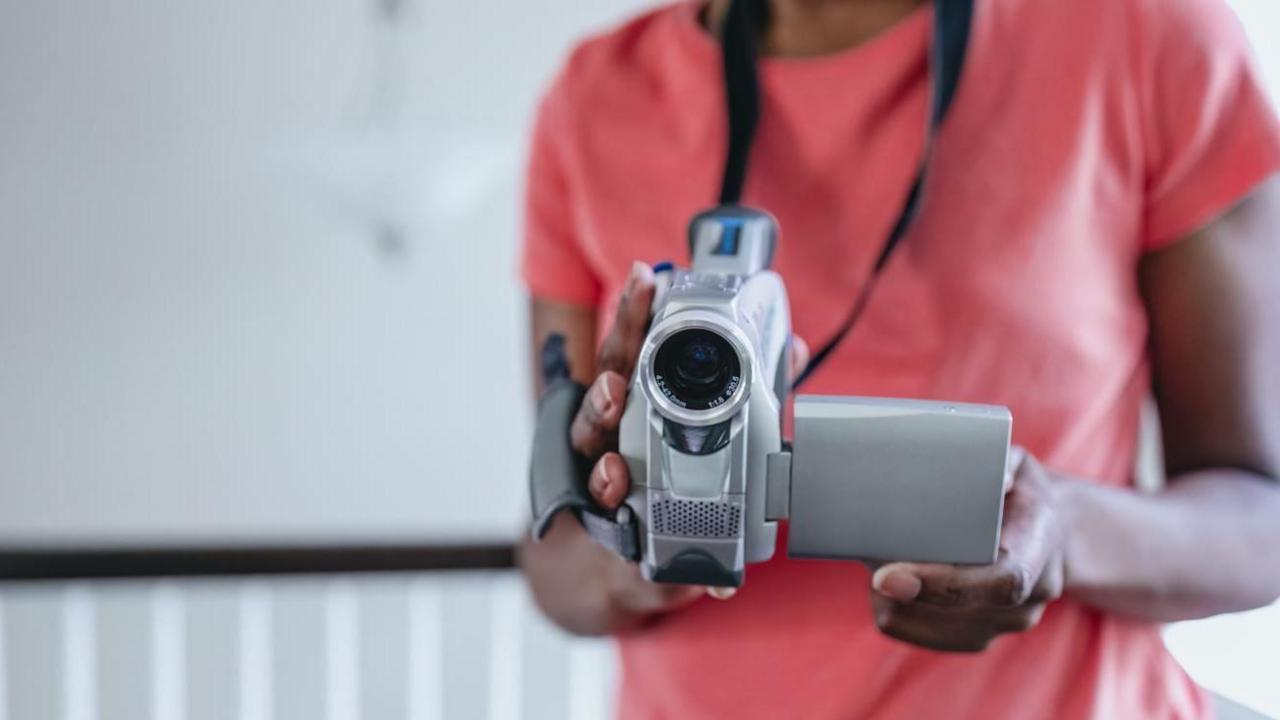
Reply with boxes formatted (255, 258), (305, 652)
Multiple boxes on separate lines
(518, 72), (603, 306)
(1140, 0), (1280, 250)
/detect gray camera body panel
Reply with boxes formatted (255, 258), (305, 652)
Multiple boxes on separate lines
(619, 267), (788, 586)
(788, 396), (1010, 564)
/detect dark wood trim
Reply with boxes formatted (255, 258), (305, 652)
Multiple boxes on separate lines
(0, 543), (517, 582)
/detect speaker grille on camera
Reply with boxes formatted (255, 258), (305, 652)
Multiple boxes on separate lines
(651, 499), (742, 538)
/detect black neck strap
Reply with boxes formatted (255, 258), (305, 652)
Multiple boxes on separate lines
(716, 0), (976, 388)
(718, 0), (766, 205)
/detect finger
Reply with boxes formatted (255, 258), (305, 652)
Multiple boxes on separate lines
(883, 560), (1037, 609)
(609, 563), (706, 615)
(983, 602), (1047, 634)
(995, 452), (1059, 588)
(877, 560), (1028, 607)
(953, 602), (1048, 635)
(587, 453), (631, 510)
(875, 593), (1043, 646)
(789, 335), (810, 381)
(597, 262), (656, 378)
(1004, 445), (1027, 494)
(871, 592), (992, 653)
(569, 371), (628, 457)
(653, 583), (707, 611)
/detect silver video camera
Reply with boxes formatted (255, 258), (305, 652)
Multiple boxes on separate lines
(530, 207), (1011, 588)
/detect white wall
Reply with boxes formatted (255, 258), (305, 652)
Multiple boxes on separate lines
(0, 0), (654, 545)
(1233, 0), (1280, 97)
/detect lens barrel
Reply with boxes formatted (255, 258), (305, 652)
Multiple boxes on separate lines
(652, 328), (743, 411)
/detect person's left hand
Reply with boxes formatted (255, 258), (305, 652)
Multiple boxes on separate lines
(869, 447), (1066, 652)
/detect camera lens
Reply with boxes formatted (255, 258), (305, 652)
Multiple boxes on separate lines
(652, 328), (742, 411)
(675, 340), (720, 386)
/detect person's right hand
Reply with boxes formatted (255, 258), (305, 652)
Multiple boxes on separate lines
(564, 262), (711, 614)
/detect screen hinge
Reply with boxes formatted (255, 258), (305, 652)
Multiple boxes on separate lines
(765, 449), (791, 521)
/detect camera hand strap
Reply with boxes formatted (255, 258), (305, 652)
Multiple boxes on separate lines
(716, 0), (976, 388)
(529, 335), (640, 561)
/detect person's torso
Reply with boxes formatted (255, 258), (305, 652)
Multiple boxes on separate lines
(547, 1), (1208, 716)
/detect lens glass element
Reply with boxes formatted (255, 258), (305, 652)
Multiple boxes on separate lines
(652, 328), (742, 411)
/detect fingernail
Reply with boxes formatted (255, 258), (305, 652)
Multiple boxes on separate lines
(624, 261), (653, 296)
(590, 375), (614, 415)
(873, 566), (922, 602)
(707, 586), (737, 600)
(597, 459), (615, 497)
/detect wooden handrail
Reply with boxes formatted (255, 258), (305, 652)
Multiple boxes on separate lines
(0, 542), (517, 581)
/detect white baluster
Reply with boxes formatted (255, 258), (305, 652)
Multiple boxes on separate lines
(150, 583), (186, 720)
(488, 576), (522, 720)
(238, 583), (273, 720)
(61, 585), (96, 720)
(406, 579), (442, 720)
(324, 579), (360, 720)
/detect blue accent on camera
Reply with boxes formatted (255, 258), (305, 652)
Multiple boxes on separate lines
(714, 218), (743, 256)
(653, 261), (675, 274)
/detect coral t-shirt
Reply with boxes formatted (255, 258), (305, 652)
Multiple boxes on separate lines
(520, 0), (1280, 717)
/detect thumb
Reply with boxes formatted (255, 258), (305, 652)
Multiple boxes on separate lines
(597, 262), (656, 378)
(1004, 445), (1028, 494)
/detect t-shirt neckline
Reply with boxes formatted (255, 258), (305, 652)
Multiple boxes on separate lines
(670, 0), (934, 78)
